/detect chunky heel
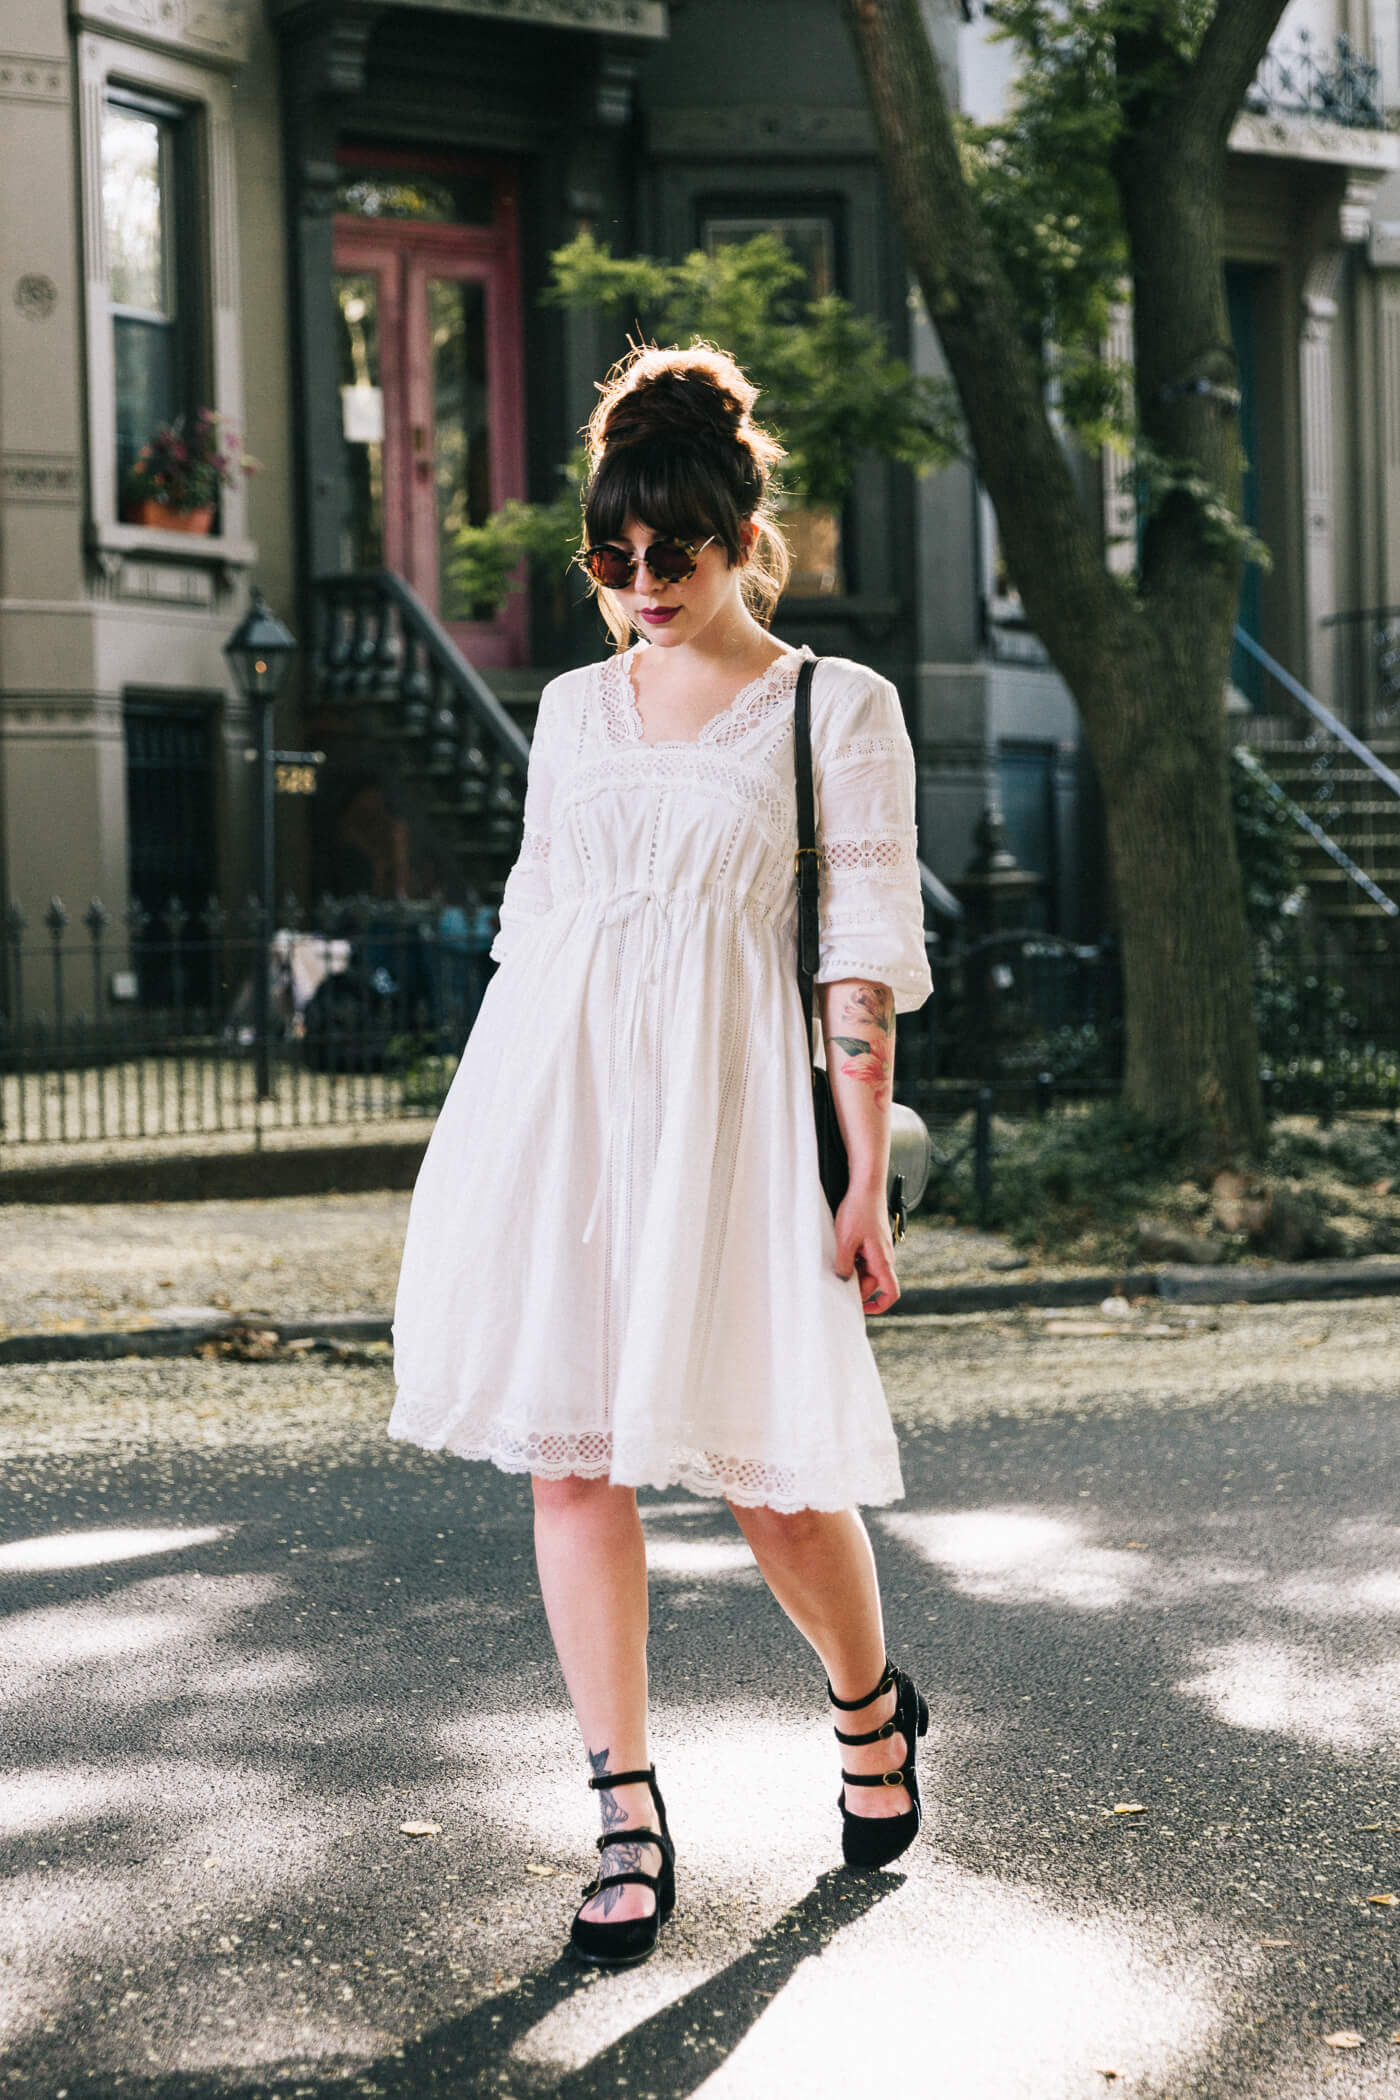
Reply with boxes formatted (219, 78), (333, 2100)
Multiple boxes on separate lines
(828, 1659), (929, 1872)
(568, 1764), (676, 1969)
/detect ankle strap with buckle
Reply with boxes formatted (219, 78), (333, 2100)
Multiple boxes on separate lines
(826, 1659), (895, 1712)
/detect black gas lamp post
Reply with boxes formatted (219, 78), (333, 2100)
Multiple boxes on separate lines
(224, 589), (298, 1100)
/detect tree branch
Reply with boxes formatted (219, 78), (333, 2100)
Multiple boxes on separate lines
(1179, 0), (1290, 152)
(838, 0), (1125, 690)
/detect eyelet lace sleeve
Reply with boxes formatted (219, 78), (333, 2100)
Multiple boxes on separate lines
(815, 673), (933, 1013)
(489, 680), (560, 965)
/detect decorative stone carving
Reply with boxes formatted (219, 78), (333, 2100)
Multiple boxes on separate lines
(67, 0), (252, 69)
(383, 0), (666, 32)
(1229, 108), (1400, 177)
(0, 453), (81, 504)
(1339, 175), (1379, 247)
(650, 104), (875, 157)
(13, 275), (58, 321)
(0, 52), (70, 103)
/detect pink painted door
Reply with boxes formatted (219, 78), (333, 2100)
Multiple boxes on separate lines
(333, 165), (526, 668)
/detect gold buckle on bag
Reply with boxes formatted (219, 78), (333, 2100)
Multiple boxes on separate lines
(794, 846), (823, 874)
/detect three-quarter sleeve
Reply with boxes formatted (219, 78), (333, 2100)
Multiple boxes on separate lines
(814, 669), (933, 1014)
(489, 678), (561, 965)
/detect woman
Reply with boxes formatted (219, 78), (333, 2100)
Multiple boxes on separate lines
(389, 344), (934, 1968)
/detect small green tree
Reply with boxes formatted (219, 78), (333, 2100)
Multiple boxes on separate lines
(449, 231), (961, 611)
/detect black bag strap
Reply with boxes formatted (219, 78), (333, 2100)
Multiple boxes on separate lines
(794, 653), (820, 1067)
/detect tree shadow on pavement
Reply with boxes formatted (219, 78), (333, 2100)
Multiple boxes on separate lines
(61, 1867), (899, 2100)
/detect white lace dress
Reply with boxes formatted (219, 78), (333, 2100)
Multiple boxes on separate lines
(388, 644), (933, 1511)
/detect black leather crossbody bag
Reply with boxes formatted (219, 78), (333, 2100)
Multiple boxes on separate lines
(793, 654), (907, 1243)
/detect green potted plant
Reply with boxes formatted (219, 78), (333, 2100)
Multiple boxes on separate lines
(121, 409), (261, 533)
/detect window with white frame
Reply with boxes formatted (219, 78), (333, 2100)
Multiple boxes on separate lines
(77, 28), (250, 558)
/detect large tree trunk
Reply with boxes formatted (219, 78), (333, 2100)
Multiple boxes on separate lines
(841, 0), (1281, 1162)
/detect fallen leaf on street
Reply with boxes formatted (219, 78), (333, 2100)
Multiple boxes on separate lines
(1366, 1893), (1397, 1906)
(525, 1862), (559, 1877)
(1124, 1541), (1147, 1549)
(1045, 1321), (1121, 1337)
(1293, 1334), (1326, 1348)
(398, 1821), (442, 1838)
(1113, 1802), (1147, 1815)
(1323, 2032), (1364, 2049)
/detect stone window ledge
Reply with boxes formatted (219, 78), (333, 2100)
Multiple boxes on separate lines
(89, 521), (258, 567)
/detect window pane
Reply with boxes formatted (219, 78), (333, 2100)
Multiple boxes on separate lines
(114, 315), (176, 484)
(103, 104), (169, 314)
(430, 278), (491, 620)
(335, 273), (385, 569)
(336, 170), (494, 225)
(703, 216), (836, 303)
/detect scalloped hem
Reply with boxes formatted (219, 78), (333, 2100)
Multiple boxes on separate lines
(385, 1407), (904, 1514)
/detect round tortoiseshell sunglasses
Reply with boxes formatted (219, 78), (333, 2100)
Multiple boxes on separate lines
(578, 535), (717, 590)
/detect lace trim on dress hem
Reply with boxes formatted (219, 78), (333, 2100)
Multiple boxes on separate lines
(385, 1411), (904, 1512)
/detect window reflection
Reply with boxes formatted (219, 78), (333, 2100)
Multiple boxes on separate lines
(431, 277), (492, 620)
(335, 273), (385, 570)
(103, 94), (189, 489)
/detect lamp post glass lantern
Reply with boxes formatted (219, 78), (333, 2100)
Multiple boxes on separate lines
(225, 589), (298, 1100)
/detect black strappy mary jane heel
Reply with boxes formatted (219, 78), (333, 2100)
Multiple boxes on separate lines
(568, 1764), (677, 1969)
(829, 1657), (930, 1871)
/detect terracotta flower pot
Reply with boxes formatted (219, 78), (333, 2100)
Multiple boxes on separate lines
(124, 499), (215, 534)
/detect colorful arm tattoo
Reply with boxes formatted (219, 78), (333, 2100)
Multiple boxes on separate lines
(828, 984), (895, 1108)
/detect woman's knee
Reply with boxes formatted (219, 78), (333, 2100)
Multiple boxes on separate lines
(532, 1472), (634, 1519)
(728, 1500), (832, 1551)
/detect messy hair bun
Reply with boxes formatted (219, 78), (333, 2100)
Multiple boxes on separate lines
(582, 343), (790, 648)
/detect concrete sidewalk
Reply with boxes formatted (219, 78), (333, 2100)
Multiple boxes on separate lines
(2, 1193), (1400, 1364)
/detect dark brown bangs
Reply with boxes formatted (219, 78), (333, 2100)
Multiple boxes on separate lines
(583, 441), (742, 560)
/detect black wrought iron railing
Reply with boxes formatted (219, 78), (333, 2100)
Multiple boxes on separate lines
(0, 891), (488, 1149)
(312, 570), (531, 874)
(1244, 29), (1385, 130)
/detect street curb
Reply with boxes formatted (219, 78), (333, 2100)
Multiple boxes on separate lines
(896, 1256), (1400, 1317)
(6, 1259), (1400, 1364)
(0, 1311), (393, 1366)
(0, 1139), (429, 1207)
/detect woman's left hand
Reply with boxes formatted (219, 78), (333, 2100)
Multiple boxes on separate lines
(833, 1186), (900, 1314)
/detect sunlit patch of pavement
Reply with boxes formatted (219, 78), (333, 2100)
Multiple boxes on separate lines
(1177, 1641), (1400, 1760)
(4, 1319), (1400, 2094)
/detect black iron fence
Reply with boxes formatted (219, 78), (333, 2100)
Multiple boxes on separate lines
(6, 887), (1400, 1155)
(0, 893), (490, 1149)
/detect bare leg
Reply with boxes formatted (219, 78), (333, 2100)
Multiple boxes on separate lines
(727, 1502), (911, 1818)
(532, 1474), (660, 1922)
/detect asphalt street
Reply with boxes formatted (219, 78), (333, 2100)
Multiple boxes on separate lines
(2, 1295), (1399, 2098)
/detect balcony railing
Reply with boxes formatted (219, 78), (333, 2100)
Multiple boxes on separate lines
(1244, 29), (1385, 131)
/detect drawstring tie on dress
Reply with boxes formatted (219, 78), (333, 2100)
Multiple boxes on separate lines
(581, 889), (677, 1276)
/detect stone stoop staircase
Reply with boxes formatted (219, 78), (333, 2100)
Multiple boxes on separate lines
(310, 570), (547, 904)
(1232, 627), (1400, 925)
